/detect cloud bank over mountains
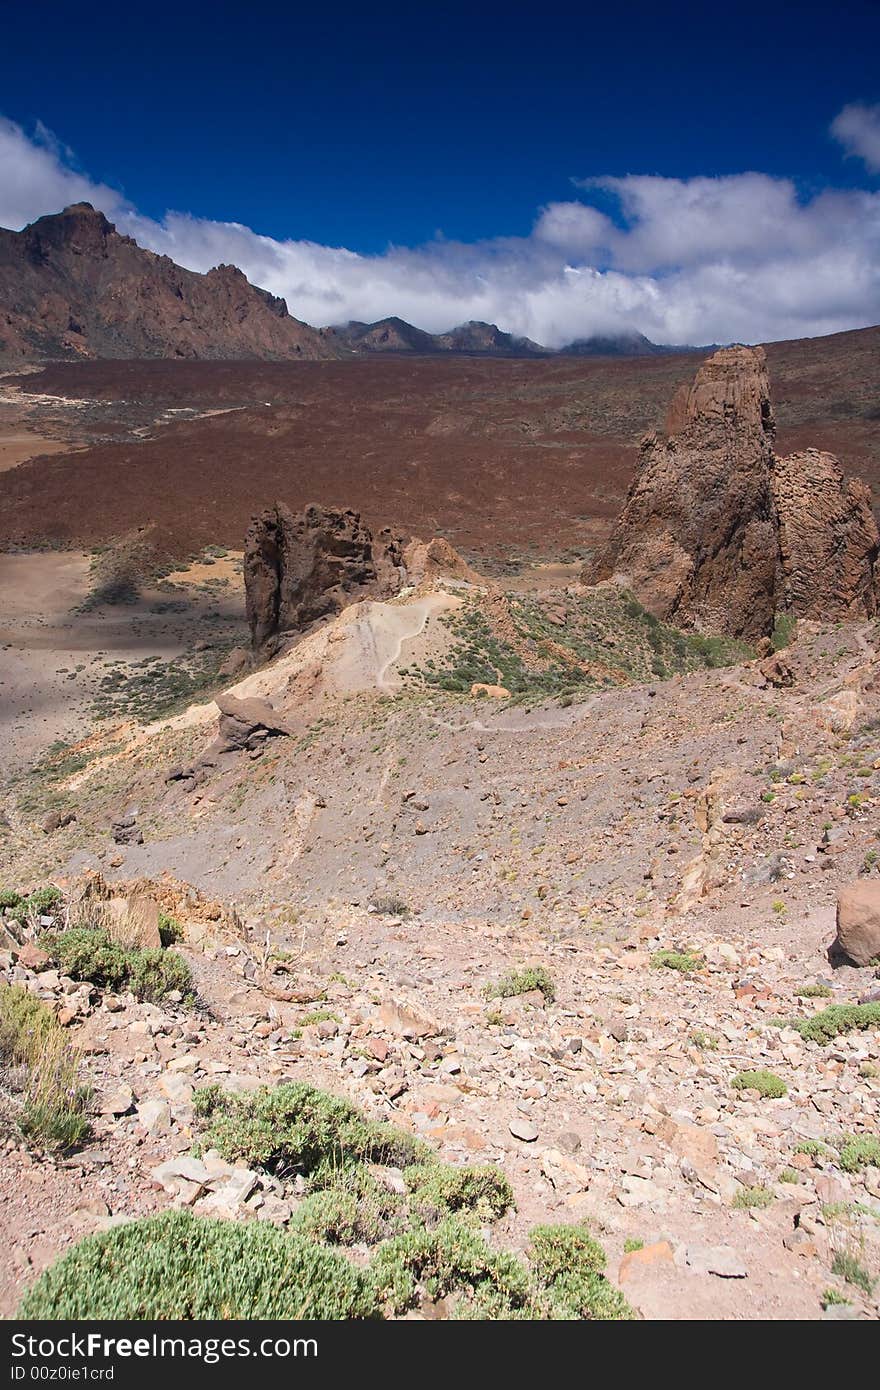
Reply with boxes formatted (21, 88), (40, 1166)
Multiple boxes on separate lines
(1, 109), (878, 348)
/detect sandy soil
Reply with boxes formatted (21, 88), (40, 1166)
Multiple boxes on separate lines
(0, 551), (246, 778)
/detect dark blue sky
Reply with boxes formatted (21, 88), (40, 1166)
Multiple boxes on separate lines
(3, 0), (878, 252)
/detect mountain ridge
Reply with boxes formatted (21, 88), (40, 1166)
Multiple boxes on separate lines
(1, 204), (706, 364)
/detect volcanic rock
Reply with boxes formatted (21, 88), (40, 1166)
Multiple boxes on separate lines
(244, 503), (408, 655)
(586, 347), (879, 638)
(586, 347), (779, 639)
(0, 203), (340, 364)
(833, 882), (880, 967)
(773, 449), (879, 619)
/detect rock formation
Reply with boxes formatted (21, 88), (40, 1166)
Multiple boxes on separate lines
(773, 449), (878, 619)
(833, 882), (880, 967)
(0, 203), (340, 363)
(586, 346), (879, 637)
(244, 503), (407, 655)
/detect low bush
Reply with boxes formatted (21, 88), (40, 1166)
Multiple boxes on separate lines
(732, 1185), (774, 1209)
(790, 1003), (880, 1044)
(371, 1215), (531, 1316)
(650, 949), (704, 973)
(193, 1081), (432, 1180)
(19, 1210), (381, 1319)
(157, 911), (183, 947)
(45, 928), (193, 1003)
(837, 1134), (880, 1173)
(483, 966), (556, 1003)
(403, 1163), (514, 1222)
(0, 985), (90, 1152)
(290, 1169), (404, 1246)
(731, 1069), (787, 1099)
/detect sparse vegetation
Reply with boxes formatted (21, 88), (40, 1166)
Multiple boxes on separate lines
(0, 985), (91, 1152)
(732, 1185), (775, 1209)
(407, 589), (752, 699)
(793, 983), (832, 998)
(44, 927), (193, 1003)
(484, 965), (556, 1003)
(18, 1210), (382, 1319)
(789, 1003), (880, 1044)
(732, 1069), (787, 1099)
(192, 1081), (432, 1179)
(838, 1135), (880, 1173)
(369, 894), (410, 918)
(651, 948), (704, 973)
(831, 1249), (875, 1296)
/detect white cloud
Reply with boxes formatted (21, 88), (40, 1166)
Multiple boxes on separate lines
(831, 102), (880, 173)
(1, 113), (879, 348)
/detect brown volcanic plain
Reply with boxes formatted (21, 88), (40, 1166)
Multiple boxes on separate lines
(0, 325), (877, 567)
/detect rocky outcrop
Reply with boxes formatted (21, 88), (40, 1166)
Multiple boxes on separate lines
(773, 449), (879, 619)
(244, 503), (408, 655)
(166, 693), (294, 791)
(586, 347), (778, 639)
(833, 882), (880, 966)
(0, 203), (341, 363)
(586, 346), (879, 638)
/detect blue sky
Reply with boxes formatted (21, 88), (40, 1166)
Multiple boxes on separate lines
(2, 0), (879, 344)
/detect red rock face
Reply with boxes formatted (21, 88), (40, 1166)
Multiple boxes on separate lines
(773, 449), (878, 620)
(587, 346), (779, 639)
(587, 346), (879, 638)
(0, 203), (339, 363)
(244, 503), (408, 655)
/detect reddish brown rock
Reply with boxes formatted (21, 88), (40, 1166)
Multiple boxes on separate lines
(244, 502), (408, 655)
(773, 449), (879, 619)
(0, 203), (340, 364)
(586, 346), (879, 638)
(833, 882), (880, 966)
(586, 347), (779, 639)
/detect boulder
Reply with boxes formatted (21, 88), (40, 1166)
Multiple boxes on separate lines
(773, 450), (878, 619)
(244, 502), (408, 655)
(833, 882), (880, 966)
(586, 347), (879, 638)
(586, 346), (778, 639)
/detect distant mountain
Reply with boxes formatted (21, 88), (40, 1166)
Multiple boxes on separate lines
(324, 317), (439, 354)
(433, 321), (548, 357)
(558, 331), (686, 357)
(328, 316), (549, 357)
(0, 204), (340, 363)
(0, 204), (698, 365)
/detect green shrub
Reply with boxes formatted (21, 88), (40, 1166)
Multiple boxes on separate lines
(527, 1224), (634, 1321)
(157, 911), (183, 947)
(403, 1163), (514, 1222)
(484, 966), (556, 1003)
(45, 928), (193, 1003)
(831, 1250), (875, 1296)
(651, 949), (704, 973)
(0, 889), (22, 910)
(371, 1215), (531, 1315)
(193, 1081), (431, 1180)
(19, 1210), (381, 1319)
(838, 1135), (880, 1173)
(528, 1223), (606, 1281)
(732, 1069), (787, 1098)
(793, 983), (832, 998)
(0, 985), (90, 1153)
(290, 1170), (404, 1246)
(732, 1185), (774, 1209)
(791, 1003), (880, 1044)
(23, 886), (63, 915)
